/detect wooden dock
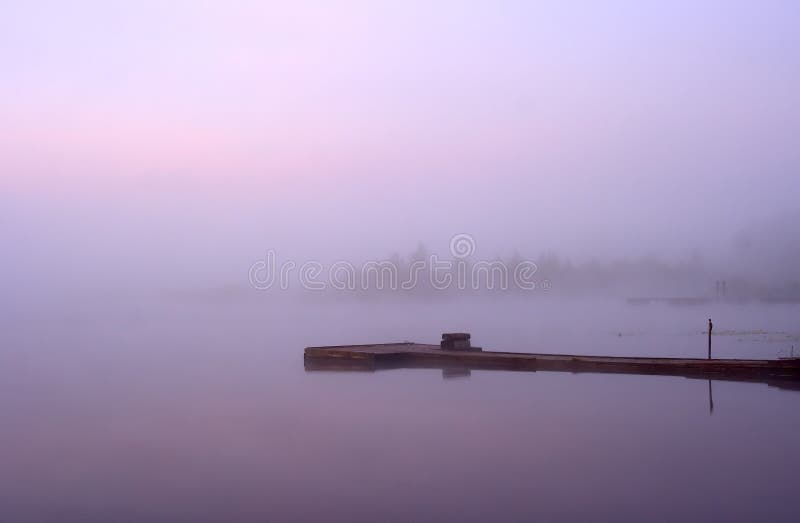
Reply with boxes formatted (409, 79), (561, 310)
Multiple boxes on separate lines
(304, 341), (800, 388)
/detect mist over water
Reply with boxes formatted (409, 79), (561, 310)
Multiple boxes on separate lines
(3, 1), (800, 521)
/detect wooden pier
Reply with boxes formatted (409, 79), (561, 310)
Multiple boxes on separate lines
(304, 337), (800, 388)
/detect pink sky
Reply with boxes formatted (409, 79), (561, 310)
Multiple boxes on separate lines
(2, 0), (799, 266)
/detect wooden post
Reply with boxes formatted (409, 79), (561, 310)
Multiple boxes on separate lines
(708, 318), (713, 359)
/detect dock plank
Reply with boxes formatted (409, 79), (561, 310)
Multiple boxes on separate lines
(304, 343), (800, 387)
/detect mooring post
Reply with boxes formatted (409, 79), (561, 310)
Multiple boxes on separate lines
(708, 318), (713, 359)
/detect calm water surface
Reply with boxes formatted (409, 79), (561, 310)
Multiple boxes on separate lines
(2, 297), (799, 522)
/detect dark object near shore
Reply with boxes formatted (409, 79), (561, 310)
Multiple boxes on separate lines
(440, 332), (481, 351)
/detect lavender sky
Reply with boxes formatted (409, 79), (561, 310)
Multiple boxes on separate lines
(2, 1), (799, 294)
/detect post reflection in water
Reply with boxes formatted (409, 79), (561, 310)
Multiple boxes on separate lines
(708, 379), (715, 415)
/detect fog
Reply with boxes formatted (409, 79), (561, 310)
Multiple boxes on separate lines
(4, 3), (800, 521)
(3, 1), (799, 309)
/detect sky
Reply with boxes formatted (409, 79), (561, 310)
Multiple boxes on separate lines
(2, 0), (799, 293)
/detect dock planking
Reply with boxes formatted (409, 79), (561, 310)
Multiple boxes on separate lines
(304, 341), (800, 388)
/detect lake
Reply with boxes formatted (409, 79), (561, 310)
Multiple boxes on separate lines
(2, 296), (799, 522)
